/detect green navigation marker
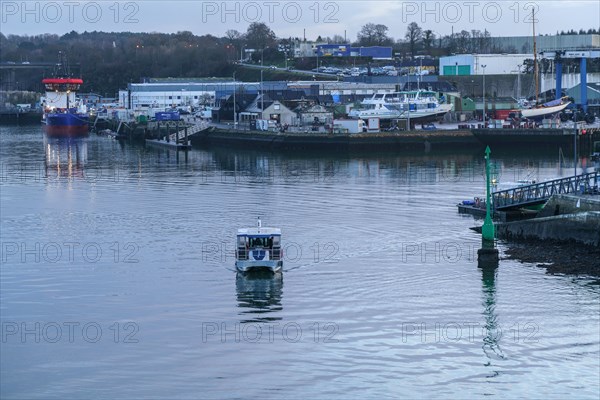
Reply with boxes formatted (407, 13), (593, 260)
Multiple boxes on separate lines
(482, 146), (495, 241)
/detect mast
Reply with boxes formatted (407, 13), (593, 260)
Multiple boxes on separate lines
(532, 7), (539, 105)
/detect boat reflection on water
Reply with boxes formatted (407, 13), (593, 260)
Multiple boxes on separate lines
(236, 271), (283, 323)
(44, 137), (87, 179)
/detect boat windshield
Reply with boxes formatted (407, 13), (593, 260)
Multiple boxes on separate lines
(248, 236), (274, 248)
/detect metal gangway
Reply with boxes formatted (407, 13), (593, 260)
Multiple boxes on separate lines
(492, 171), (599, 210)
(167, 120), (210, 143)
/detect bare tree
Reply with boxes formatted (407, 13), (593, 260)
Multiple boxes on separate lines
(357, 23), (376, 45)
(331, 34), (347, 44)
(405, 22), (422, 58)
(245, 22), (276, 50)
(455, 30), (471, 53)
(422, 29), (435, 55)
(373, 24), (392, 45)
(225, 29), (242, 42)
(357, 23), (392, 46)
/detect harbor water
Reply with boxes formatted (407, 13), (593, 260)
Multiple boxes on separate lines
(1, 126), (599, 399)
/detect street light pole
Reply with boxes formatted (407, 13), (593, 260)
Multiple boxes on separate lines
(233, 71), (236, 128)
(574, 123), (578, 176)
(406, 74), (411, 129)
(260, 48), (264, 121)
(482, 64), (487, 127)
(516, 64), (522, 98)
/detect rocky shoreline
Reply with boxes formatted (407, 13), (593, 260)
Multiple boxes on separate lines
(504, 239), (600, 277)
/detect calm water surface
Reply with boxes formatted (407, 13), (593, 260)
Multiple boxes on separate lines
(1, 126), (599, 399)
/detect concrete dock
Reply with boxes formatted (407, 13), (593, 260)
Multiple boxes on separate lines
(145, 139), (192, 150)
(191, 128), (479, 151)
(495, 194), (600, 247)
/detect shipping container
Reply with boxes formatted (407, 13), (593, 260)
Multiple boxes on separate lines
(155, 111), (180, 121)
(494, 109), (520, 120)
(359, 46), (393, 60)
(333, 119), (366, 134)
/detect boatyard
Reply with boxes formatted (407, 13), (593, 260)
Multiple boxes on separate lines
(2, 2), (600, 399)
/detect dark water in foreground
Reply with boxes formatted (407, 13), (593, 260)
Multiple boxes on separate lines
(1, 126), (599, 399)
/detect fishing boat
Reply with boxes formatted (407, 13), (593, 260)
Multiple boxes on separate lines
(235, 217), (283, 273)
(41, 52), (89, 138)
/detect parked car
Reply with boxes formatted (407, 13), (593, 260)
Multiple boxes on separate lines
(421, 123), (437, 130)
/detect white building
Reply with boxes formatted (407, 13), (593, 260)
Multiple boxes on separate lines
(127, 84), (217, 109)
(293, 41), (326, 58)
(439, 54), (533, 76)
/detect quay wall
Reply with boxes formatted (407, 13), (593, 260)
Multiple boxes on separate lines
(496, 194), (600, 247)
(190, 129), (479, 151)
(496, 211), (600, 247)
(537, 194), (600, 217)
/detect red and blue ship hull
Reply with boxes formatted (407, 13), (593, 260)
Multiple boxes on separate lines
(44, 112), (89, 138)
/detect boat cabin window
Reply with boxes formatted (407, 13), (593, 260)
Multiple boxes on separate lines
(246, 236), (280, 248)
(237, 236), (246, 247)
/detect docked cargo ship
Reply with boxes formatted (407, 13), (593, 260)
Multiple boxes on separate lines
(41, 54), (89, 137)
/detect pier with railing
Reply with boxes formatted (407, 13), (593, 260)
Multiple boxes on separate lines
(492, 171), (599, 210)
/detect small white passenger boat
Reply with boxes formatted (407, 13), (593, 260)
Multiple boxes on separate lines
(235, 218), (283, 273)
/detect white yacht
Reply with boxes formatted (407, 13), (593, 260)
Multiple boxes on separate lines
(348, 91), (453, 122)
(520, 97), (571, 121)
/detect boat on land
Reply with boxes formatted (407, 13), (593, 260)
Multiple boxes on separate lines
(348, 90), (453, 121)
(520, 97), (572, 121)
(41, 52), (89, 138)
(235, 218), (283, 273)
(519, 7), (571, 122)
(348, 92), (403, 119)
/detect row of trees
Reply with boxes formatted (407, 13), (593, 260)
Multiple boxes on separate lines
(558, 28), (599, 35)
(2, 21), (599, 94)
(1, 30), (244, 94)
(343, 23), (598, 57)
(347, 22), (496, 57)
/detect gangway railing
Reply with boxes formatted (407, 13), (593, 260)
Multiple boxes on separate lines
(168, 120), (210, 143)
(492, 171), (599, 210)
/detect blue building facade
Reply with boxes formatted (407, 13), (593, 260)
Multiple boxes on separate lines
(316, 45), (393, 60)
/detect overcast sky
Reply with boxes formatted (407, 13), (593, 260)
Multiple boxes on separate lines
(2, 0), (599, 40)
